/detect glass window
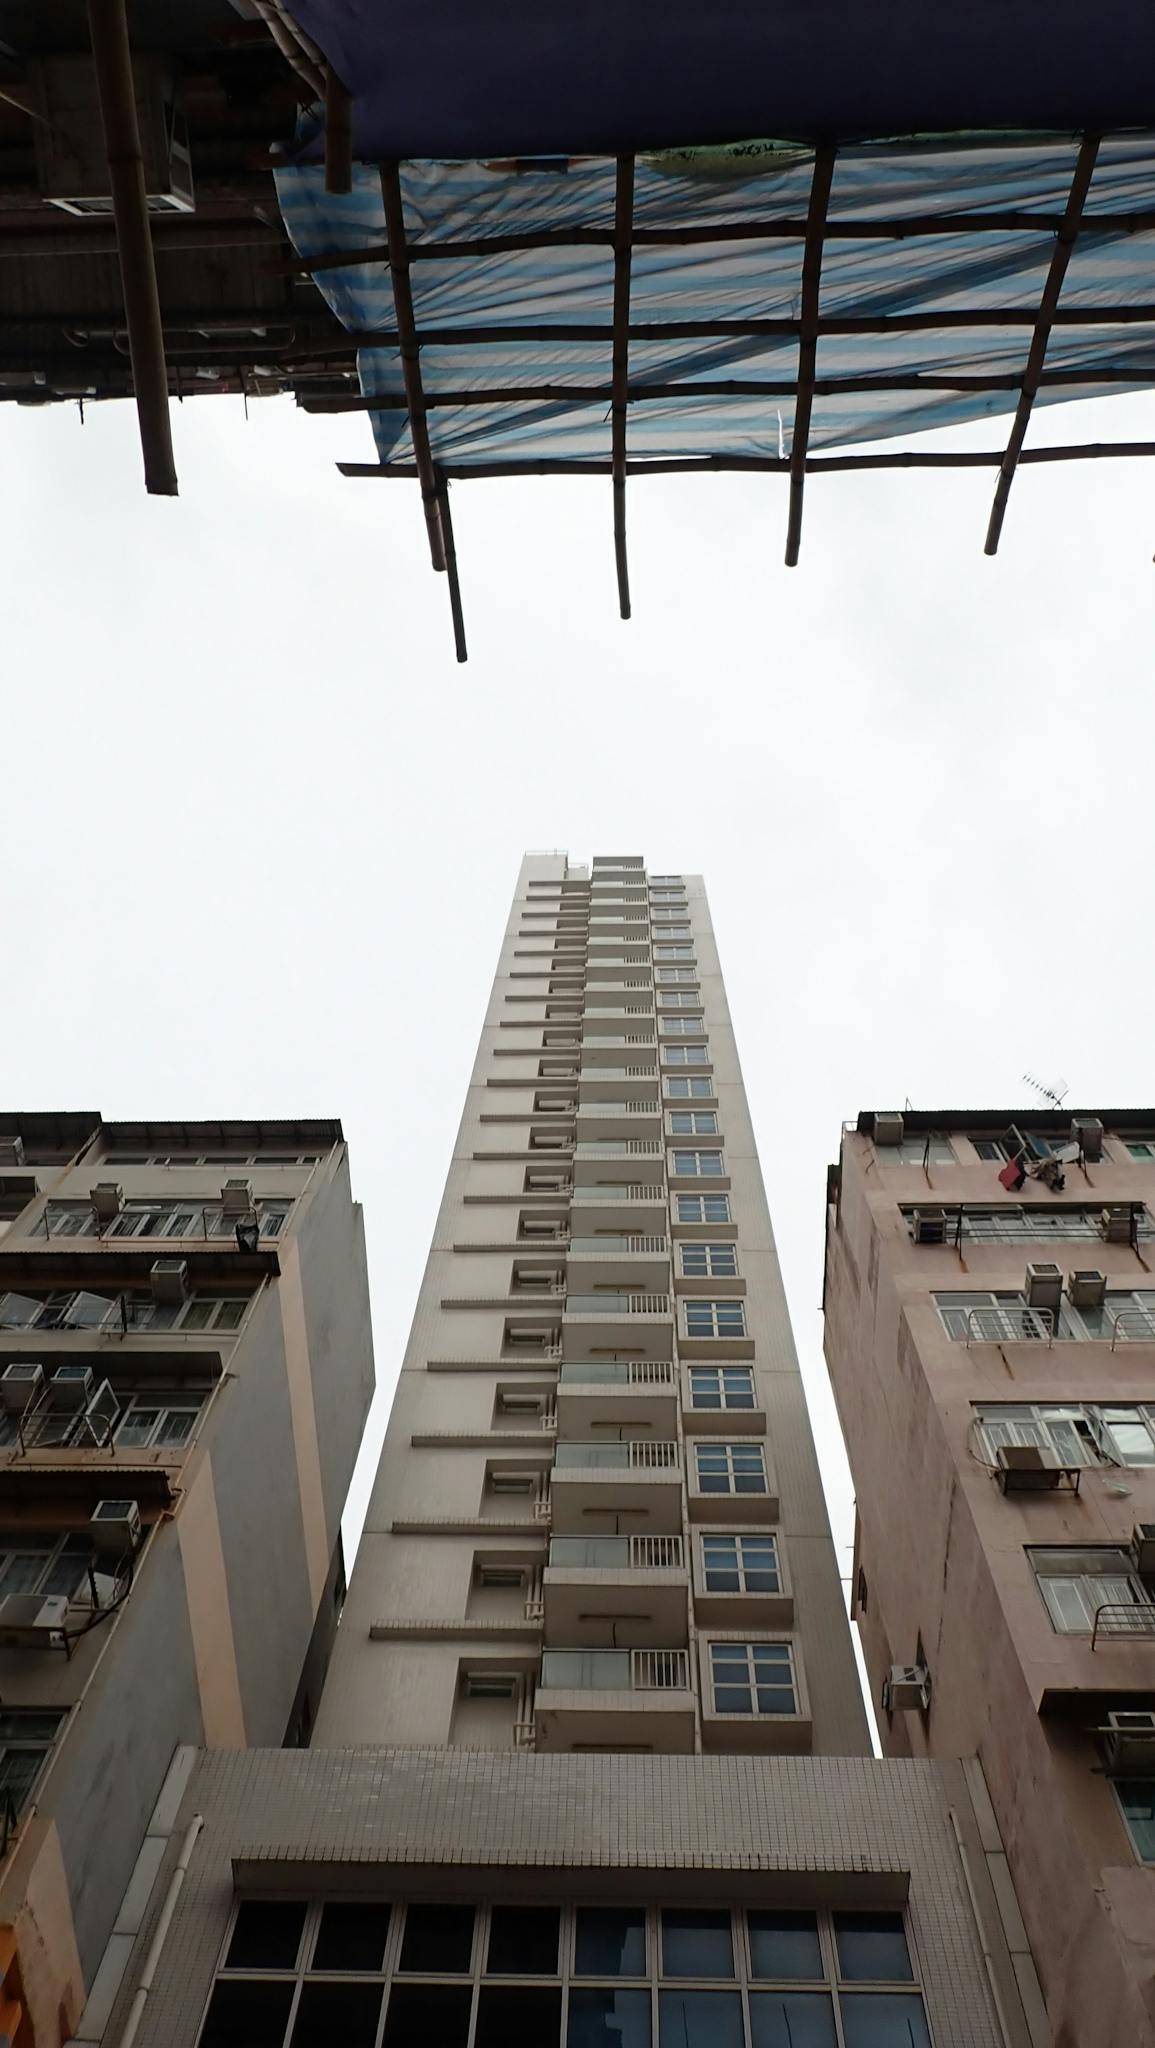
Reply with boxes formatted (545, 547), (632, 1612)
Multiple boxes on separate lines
(747, 1912), (823, 1980)
(833, 1914), (913, 1982)
(702, 1535), (780, 1595)
(676, 1193), (731, 1224)
(694, 1443), (767, 1495)
(663, 1046), (709, 1066)
(399, 1905), (475, 1974)
(689, 1366), (754, 1409)
(659, 1990), (744, 2047)
(487, 1906), (560, 1975)
(883, 1138), (955, 1165)
(660, 1910), (735, 1978)
(382, 1984), (472, 2047)
(200, 1980), (295, 2048)
(660, 993), (702, 1009)
(669, 1112), (719, 1136)
(475, 1985), (562, 2045)
(665, 1078), (713, 1100)
(749, 1993), (837, 2047)
(709, 1642), (796, 1716)
(684, 1300), (746, 1339)
(1116, 1779), (1155, 1862)
(661, 1018), (707, 1036)
(290, 1982), (383, 2047)
(574, 1908), (647, 1978)
(1126, 1141), (1155, 1159)
(681, 1244), (739, 1278)
(225, 1901), (307, 1972)
(312, 1902), (391, 1972)
(654, 946), (694, 961)
(839, 1993), (932, 2048)
(568, 1987), (652, 2048)
(1030, 1547), (1151, 1633)
(672, 1151), (724, 1177)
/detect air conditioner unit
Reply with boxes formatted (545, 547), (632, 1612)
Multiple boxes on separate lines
(996, 1444), (1064, 1492)
(1071, 1117), (1104, 1163)
(49, 1365), (94, 1409)
(1132, 1524), (1155, 1578)
(0, 1593), (69, 1648)
(1025, 1262), (1063, 1311)
(911, 1207), (947, 1246)
(90, 1182), (124, 1222)
(882, 1663), (931, 1713)
(1068, 1269), (1107, 1307)
(0, 1136), (25, 1167)
(1102, 1709), (1155, 1773)
(220, 1179), (254, 1217)
(0, 1362), (44, 1411)
(31, 56), (194, 215)
(1102, 1206), (1134, 1245)
(90, 1499), (142, 1553)
(872, 1113), (905, 1147)
(150, 1259), (188, 1305)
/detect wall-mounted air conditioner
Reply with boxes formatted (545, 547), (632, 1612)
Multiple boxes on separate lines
(90, 1499), (142, 1553)
(911, 1208), (947, 1246)
(1025, 1262), (1063, 1311)
(49, 1365), (94, 1409)
(32, 56), (194, 215)
(871, 1113), (904, 1147)
(1071, 1117), (1104, 1163)
(0, 1137), (25, 1167)
(1102, 1206), (1134, 1244)
(1068, 1270), (1106, 1307)
(0, 1362), (44, 1410)
(220, 1180), (253, 1217)
(882, 1663), (931, 1713)
(150, 1259), (188, 1305)
(0, 1592), (69, 1648)
(996, 1444), (1064, 1492)
(1132, 1524), (1155, 1578)
(90, 1182), (124, 1222)
(1102, 1709), (1155, 1774)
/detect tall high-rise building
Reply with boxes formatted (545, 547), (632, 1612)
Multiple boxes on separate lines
(94, 862), (1048, 2048)
(0, 1115), (374, 2046)
(824, 1109), (1155, 2048)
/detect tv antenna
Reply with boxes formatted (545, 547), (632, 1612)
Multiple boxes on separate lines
(1022, 1072), (1069, 1111)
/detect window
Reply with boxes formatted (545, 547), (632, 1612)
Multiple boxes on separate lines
(937, 1288), (1155, 1342)
(462, 1673), (519, 1699)
(115, 1398), (201, 1450)
(684, 1299), (747, 1340)
(671, 1150), (724, 1177)
(654, 946), (694, 961)
(664, 1046), (709, 1067)
(669, 1112), (719, 1136)
(913, 1205), (1154, 1246)
(708, 1641), (797, 1716)
(1125, 1141), (1155, 1160)
(660, 1018), (707, 1036)
(0, 1711), (64, 1816)
(665, 1078), (713, 1100)
(0, 1535), (94, 1603)
(676, 1193), (731, 1224)
(680, 1243), (738, 1278)
(689, 1366), (755, 1409)
(659, 993), (701, 1009)
(655, 967), (696, 983)
(1115, 1781), (1155, 1863)
(1029, 1547), (1153, 1633)
(694, 1442), (767, 1495)
(0, 1289), (249, 1335)
(200, 1902), (929, 2048)
(976, 1401), (1155, 1469)
(702, 1534), (780, 1594)
(882, 1138), (955, 1165)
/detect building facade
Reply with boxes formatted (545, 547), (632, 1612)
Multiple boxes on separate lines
(825, 1109), (1155, 2048)
(0, 1114), (374, 2046)
(90, 858), (1049, 2048)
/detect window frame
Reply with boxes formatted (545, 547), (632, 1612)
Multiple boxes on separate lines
(670, 1150), (726, 1179)
(693, 1440), (768, 1497)
(675, 1193), (732, 1225)
(699, 1532), (782, 1597)
(668, 1112), (720, 1137)
(679, 1244), (740, 1280)
(704, 1637), (801, 1721)
(688, 1365), (756, 1410)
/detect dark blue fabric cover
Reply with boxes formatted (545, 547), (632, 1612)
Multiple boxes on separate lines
(283, 1), (1155, 159)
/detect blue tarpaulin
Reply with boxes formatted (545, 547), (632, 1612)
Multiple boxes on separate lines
(276, 137), (1155, 471)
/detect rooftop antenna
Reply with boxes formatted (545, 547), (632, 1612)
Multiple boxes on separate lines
(1022, 1072), (1069, 1111)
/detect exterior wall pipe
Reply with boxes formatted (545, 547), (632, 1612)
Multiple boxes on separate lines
(115, 1815), (203, 2048)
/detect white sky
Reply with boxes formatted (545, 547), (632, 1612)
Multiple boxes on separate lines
(4, 386), (1155, 1723)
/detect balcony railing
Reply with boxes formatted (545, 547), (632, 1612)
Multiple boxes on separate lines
(553, 1441), (679, 1471)
(565, 1293), (670, 1316)
(1112, 1310), (1155, 1347)
(539, 1647), (689, 1691)
(558, 1360), (676, 1386)
(549, 1535), (685, 1569)
(965, 1307), (1054, 1346)
(568, 1237), (668, 1255)
(1090, 1603), (1155, 1648)
(571, 1186), (664, 1205)
(575, 1141), (663, 1159)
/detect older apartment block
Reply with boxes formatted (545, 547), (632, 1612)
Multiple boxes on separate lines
(825, 1108), (1155, 2048)
(91, 859), (1052, 2048)
(0, 1114), (374, 2046)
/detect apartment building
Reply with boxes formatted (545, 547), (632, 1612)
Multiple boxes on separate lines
(825, 1108), (1155, 2048)
(0, 1114), (374, 2046)
(90, 858), (1052, 2048)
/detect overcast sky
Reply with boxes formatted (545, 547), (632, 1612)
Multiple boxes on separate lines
(4, 386), (1155, 1713)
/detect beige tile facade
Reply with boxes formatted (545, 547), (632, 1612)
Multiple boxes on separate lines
(825, 1111), (1155, 2048)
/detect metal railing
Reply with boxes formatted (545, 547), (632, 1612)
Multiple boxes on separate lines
(571, 1185), (664, 1204)
(575, 1140), (663, 1158)
(965, 1306), (1055, 1346)
(538, 1647), (689, 1691)
(564, 1293), (670, 1316)
(558, 1359), (676, 1386)
(1090, 1603), (1155, 1648)
(548, 1535), (685, 1569)
(40, 1204), (284, 1244)
(553, 1440), (679, 1471)
(567, 1237), (668, 1255)
(1112, 1310), (1155, 1347)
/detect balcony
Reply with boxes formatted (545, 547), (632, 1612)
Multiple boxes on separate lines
(544, 1535), (688, 1646)
(534, 1646), (695, 1752)
(573, 1141), (664, 1187)
(562, 1291), (673, 1361)
(556, 1359), (678, 1439)
(550, 1439), (683, 1535)
(566, 1238), (669, 1291)
(577, 1068), (659, 1103)
(575, 1103), (662, 1144)
(581, 1037), (657, 1065)
(569, 1188), (666, 1232)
